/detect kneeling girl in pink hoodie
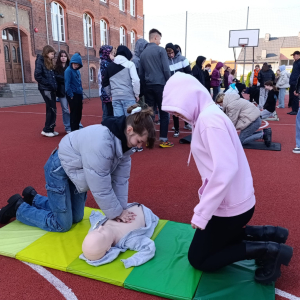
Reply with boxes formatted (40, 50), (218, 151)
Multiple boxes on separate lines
(162, 72), (292, 285)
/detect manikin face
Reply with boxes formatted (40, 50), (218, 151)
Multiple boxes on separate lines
(126, 126), (148, 148)
(60, 53), (67, 63)
(167, 48), (175, 59)
(72, 63), (80, 69)
(47, 52), (55, 60)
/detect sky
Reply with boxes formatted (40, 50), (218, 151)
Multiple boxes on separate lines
(143, 0), (300, 63)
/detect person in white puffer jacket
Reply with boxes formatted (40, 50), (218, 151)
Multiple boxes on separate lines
(276, 65), (290, 108)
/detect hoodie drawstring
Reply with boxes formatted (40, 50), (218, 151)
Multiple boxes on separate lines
(187, 125), (194, 166)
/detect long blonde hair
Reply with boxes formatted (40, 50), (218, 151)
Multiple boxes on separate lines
(42, 45), (56, 70)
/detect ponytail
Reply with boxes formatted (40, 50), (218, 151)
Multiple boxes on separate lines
(126, 104), (156, 149)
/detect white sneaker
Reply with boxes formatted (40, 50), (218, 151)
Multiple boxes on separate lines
(66, 131), (71, 134)
(293, 147), (300, 154)
(41, 131), (55, 137)
(172, 127), (175, 131)
(173, 131), (180, 138)
(184, 124), (192, 130)
(53, 131), (59, 136)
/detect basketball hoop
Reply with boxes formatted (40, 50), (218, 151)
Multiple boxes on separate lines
(238, 38), (249, 48)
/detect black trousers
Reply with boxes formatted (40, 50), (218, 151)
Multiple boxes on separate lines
(289, 84), (299, 112)
(173, 115), (188, 131)
(106, 102), (114, 117)
(40, 90), (56, 133)
(67, 93), (83, 131)
(250, 85), (260, 105)
(188, 206), (255, 272)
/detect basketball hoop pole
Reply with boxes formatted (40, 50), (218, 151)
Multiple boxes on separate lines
(242, 6), (249, 84)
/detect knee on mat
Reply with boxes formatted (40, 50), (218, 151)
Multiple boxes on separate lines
(72, 215), (83, 224)
(188, 252), (218, 273)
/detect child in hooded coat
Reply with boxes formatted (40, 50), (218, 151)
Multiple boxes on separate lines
(161, 72), (293, 285)
(210, 62), (223, 101)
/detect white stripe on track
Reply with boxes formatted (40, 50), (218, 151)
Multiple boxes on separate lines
(23, 262), (78, 300)
(275, 288), (300, 300)
(0, 110), (102, 118)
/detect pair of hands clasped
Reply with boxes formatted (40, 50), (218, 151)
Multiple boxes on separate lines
(114, 210), (137, 223)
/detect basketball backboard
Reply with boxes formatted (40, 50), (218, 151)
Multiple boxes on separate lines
(229, 29), (260, 48)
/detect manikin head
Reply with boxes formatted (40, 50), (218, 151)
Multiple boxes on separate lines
(82, 225), (114, 261)
(149, 28), (162, 45)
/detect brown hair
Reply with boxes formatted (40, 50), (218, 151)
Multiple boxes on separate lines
(42, 45), (56, 70)
(231, 69), (236, 75)
(215, 93), (225, 103)
(205, 64), (211, 68)
(264, 80), (278, 91)
(55, 50), (70, 74)
(126, 104), (156, 149)
(255, 64), (260, 68)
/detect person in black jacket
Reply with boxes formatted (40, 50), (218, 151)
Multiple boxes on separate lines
(293, 75), (300, 153)
(192, 56), (206, 86)
(204, 63), (211, 93)
(288, 51), (300, 115)
(260, 81), (276, 121)
(257, 63), (275, 109)
(34, 45), (58, 137)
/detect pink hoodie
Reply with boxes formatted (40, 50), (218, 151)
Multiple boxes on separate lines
(162, 72), (255, 229)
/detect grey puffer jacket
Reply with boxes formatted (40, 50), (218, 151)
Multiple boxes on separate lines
(58, 125), (133, 219)
(276, 70), (290, 89)
(223, 93), (261, 131)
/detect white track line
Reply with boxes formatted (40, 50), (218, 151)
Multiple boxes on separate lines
(0, 111), (101, 118)
(275, 288), (300, 300)
(23, 262), (78, 300)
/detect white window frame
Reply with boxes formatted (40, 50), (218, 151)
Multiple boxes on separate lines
(51, 2), (65, 42)
(90, 67), (94, 82)
(2, 29), (7, 40)
(119, 0), (125, 11)
(100, 19), (108, 46)
(131, 30), (136, 51)
(120, 26), (126, 45)
(130, 0), (135, 17)
(83, 13), (93, 47)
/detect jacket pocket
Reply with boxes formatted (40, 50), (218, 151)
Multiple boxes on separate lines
(199, 178), (208, 197)
(45, 184), (67, 213)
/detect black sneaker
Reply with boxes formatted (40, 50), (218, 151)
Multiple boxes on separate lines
(263, 128), (272, 147)
(22, 186), (37, 206)
(173, 131), (180, 138)
(289, 111), (298, 115)
(0, 194), (23, 224)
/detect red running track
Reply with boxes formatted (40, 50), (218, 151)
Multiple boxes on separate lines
(0, 97), (299, 300)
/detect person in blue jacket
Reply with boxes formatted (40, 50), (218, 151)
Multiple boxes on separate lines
(64, 53), (84, 131)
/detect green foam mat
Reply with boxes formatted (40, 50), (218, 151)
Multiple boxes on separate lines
(124, 221), (202, 300)
(193, 260), (275, 300)
(0, 220), (47, 258)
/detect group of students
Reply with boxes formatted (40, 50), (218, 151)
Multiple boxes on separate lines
(34, 46), (84, 137)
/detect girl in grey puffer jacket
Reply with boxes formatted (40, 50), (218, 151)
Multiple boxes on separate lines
(0, 105), (156, 233)
(276, 65), (290, 108)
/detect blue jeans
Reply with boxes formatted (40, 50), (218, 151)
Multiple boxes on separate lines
(112, 99), (137, 117)
(278, 89), (285, 108)
(212, 86), (220, 101)
(16, 151), (87, 232)
(59, 97), (83, 132)
(296, 109), (300, 147)
(239, 117), (263, 145)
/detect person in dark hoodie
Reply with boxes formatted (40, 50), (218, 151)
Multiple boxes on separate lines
(204, 63), (212, 92)
(257, 63), (275, 109)
(34, 45), (58, 137)
(165, 43), (192, 137)
(223, 67), (231, 91)
(260, 81), (277, 120)
(192, 56), (206, 86)
(132, 38), (148, 75)
(288, 51), (300, 115)
(64, 53), (83, 132)
(211, 62), (224, 101)
(0, 105), (156, 232)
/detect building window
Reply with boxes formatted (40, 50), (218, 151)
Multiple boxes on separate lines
(131, 31), (135, 51)
(12, 46), (17, 63)
(83, 13), (93, 47)
(90, 67), (95, 82)
(130, 0), (135, 16)
(288, 60), (294, 66)
(119, 0), (125, 11)
(51, 2), (65, 42)
(100, 20), (108, 46)
(17, 47), (21, 63)
(120, 26), (126, 45)
(281, 60), (288, 66)
(4, 45), (10, 62)
(2, 30), (7, 40)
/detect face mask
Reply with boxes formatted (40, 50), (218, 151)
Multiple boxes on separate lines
(208, 69), (211, 72)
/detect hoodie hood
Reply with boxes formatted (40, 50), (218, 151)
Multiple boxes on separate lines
(162, 72), (214, 125)
(100, 45), (113, 62)
(196, 56), (206, 68)
(132, 39), (148, 69)
(70, 53), (83, 69)
(215, 62), (224, 70)
(165, 43), (179, 56)
(113, 55), (129, 65)
(279, 65), (286, 72)
(116, 45), (133, 61)
(223, 93), (240, 112)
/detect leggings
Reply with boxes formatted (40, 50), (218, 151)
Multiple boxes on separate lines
(173, 115), (188, 131)
(188, 206), (255, 272)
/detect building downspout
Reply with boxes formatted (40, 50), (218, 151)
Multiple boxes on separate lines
(44, 0), (49, 44)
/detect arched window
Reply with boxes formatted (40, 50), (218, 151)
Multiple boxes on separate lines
(2, 30), (7, 40)
(119, 0), (125, 11)
(4, 45), (10, 62)
(120, 26), (126, 46)
(51, 2), (65, 42)
(90, 67), (95, 82)
(12, 46), (17, 63)
(83, 13), (93, 47)
(100, 20), (108, 46)
(130, 31), (136, 51)
(130, 0), (135, 16)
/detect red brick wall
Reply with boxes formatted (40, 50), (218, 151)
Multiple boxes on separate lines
(31, 0), (144, 89)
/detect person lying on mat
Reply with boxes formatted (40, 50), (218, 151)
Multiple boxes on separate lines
(162, 72), (293, 285)
(81, 203), (158, 268)
(215, 93), (272, 147)
(0, 105), (156, 233)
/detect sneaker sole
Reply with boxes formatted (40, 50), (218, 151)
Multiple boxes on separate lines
(292, 150), (300, 154)
(159, 145), (174, 148)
